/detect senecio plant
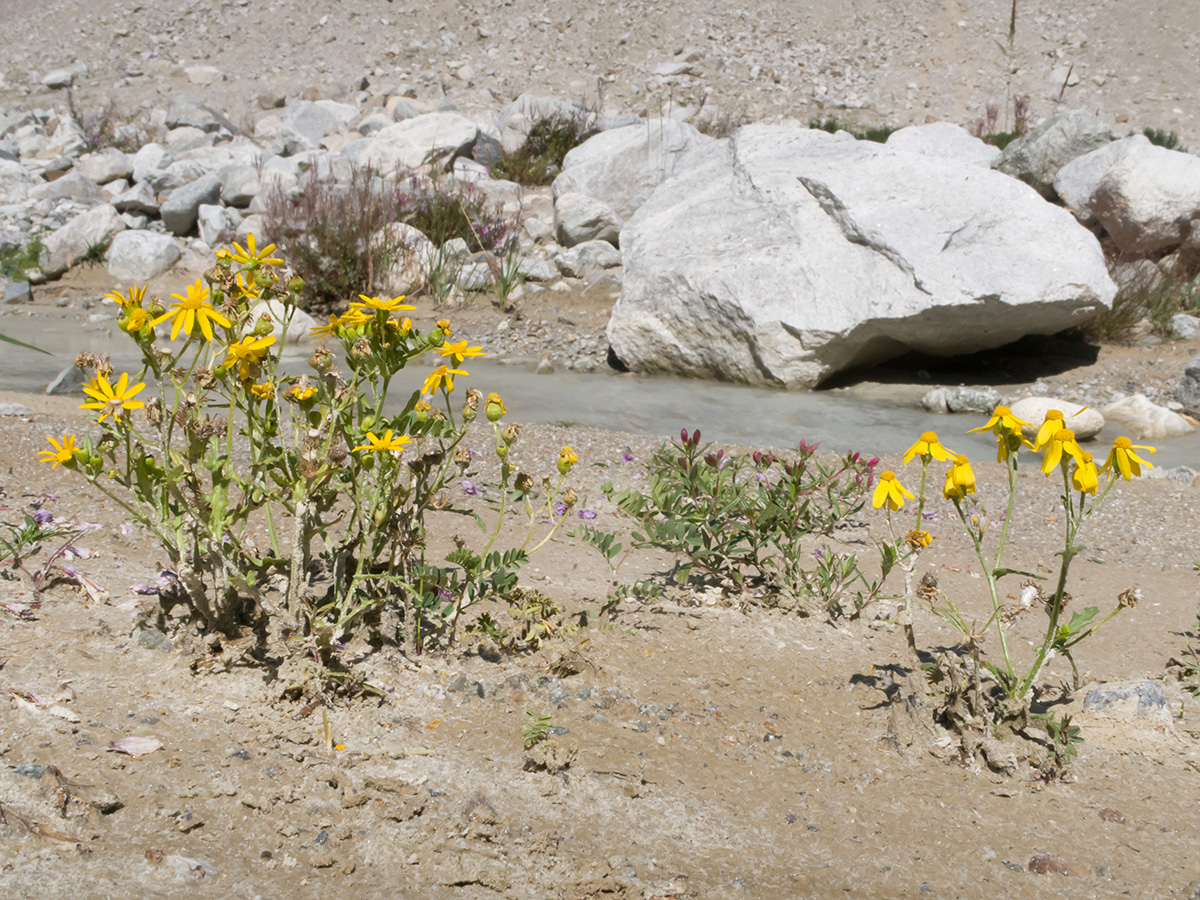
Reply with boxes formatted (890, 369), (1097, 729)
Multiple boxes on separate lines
(874, 408), (1154, 771)
(39, 236), (577, 655)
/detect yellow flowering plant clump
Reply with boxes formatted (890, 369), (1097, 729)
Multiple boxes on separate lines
(875, 408), (1155, 771)
(45, 239), (574, 657)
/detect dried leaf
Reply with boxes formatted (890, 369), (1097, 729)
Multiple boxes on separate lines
(107, 736), (163, 759)
(164, 854), (215, 881)
(60, 566), (110, 604)
(47, 704), (80, 723)
(3, 602), (36, 619)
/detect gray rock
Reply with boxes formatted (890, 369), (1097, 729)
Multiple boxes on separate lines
(74, 148), (135, 185)
(184, 65), (222, 86)
(121, 212), (149, 230)
(0, 402), (36, 416)
(552, 118), (714, 220)
(144, 158), (208, 193)
(46, 364), (85, 395)
(1089, 142), (1200, 255)
(1111, 259), (1165, 298)
(457, 262), (492, 291)
(196, 203), (241, 248)
(3, 281), (32, 305)
(1176, 354), (1200, 417)
(608, 126), (1114, 388)
(218, 164), (260, 207)
(39, 204), (126, 276)
(160, 173), (222, 235)
(28, 171), (105, 204)
(1147, 464), (1197, 484)
(41, 67), (78, 89)
(516, 257), (558, 282)
(360, 112), (480, 171)
(885, 122), (1000, 168)
(1101, 394), (1195, 439)
(131, 143), (172, 184)
(165, 100), (234, 134)
(1172, 313), (1200, 340)
(104, 231), (182, 283)
(993, 109), (1114, 198)
(166, 126), (217, 154)
(555, 192), (622, 247)
(922, 386), (1003, 415)
(389, 100), (421, 122)
(111, 181), (159, 215)
(1081, 681), (1173, 732)
(555, 240), (622, 278)
(1009, 397), (1104, 440)
(1053, 135), (1150, 226)
(274, 100), (358, 155)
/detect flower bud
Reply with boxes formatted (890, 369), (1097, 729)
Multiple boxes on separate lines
(253, 314), (274, 338)
(558, 445), (578, 475)
(514, 472), (534, 494)
(485, 392), (506, 423)
(309, 346), (333, 372)
(502, 423), (521, 446)
(562, 487), (578, 508)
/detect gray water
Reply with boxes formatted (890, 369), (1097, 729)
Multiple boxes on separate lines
(5, 314), (1200, 468)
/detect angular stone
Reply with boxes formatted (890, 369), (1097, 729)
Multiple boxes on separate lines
(359, 112), (479, 172)
(40, 204), (126, 276)
(993, 109), (1114, 198)
(28, 171), (104, 204)
(373, 222), (433, 298)
(104, 230), (182, 283)
(555, 192), (622, 247)
(74, 147), (135, 185)
(1101, 394), (1195, 439)
(1176, 354), (1200, 418)
(197, 203), (241, 248)
(273, 100), (358, 156)
(46, 363), (85, 395)
(1053, 135), (1150, 226)
(3, 281), (32, 304)
(111, 181), (159, 215)
(217, 164), (260, 207)
(1089, 142), (1200, 255)
(131, 143), (172, 184)
(555, 240), (622, 277)
(160, 173), (222, 236)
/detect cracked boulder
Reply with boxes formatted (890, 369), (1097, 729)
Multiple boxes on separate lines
(607, 125), (1115, 388)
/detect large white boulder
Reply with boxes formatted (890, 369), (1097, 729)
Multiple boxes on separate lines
(607, 126), (1115, 388)
(1053, 135), (1150, 226)
(993, 109), (1113, 197)
(104, 230), (182, 283)
(359, 113), (479, 172)
(1087, 142), (1200, 255)
(1008, 397), (1105, 441)
(39, 204), (126, 277)
(554, 192), (622, 247)
(1101, 394), (1195, 440)
(273, 100), (358, 156)
(885, 122), (1000, 168)
(551, 118), (715, 220)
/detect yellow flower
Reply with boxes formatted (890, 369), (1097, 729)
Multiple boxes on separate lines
(352, 294), (415, 313)
(151, 279), (232, 341)
(1034, 409), (1078, 450)
(902, 431), (954, 464)
(399, 317), (412, 332)
(485, 392), (506, 422)
(290, 382), (318, 402)
(1040, 428), (1086, 476)
(905, 529), (932, 549)
(105, 285), (147, 308)
(872, 470), (914, 511)
(438, 340), (486, 365)
(1073, 450), (1099, 495)
(436, 319), (452, 334)
(234, 272), (263, 300)
(942, 454), (976, 500)
(223, 334), (276, 380)
(38, 433), (77, 469)
(251, 381), (276, 400)
(81, 370), (146, 422)
(968, 404), (1031, 438)
(558, 445), (579, 475)
(121, 307), (151, 334)
(339, 308), (372, 329)
(353, 430), (412, 455)
(421, 365), (468, 396)
(229, 233), (283, 268)
(310, 314), (341, 340)
(1101, 436), (1156, 481)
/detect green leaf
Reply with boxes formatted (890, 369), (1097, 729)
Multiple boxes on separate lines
(0, 333), (52, 355)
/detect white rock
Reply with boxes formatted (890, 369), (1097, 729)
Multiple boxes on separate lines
(273, 100), (359, 155)
(131, 143), (172, 185)
(554, 192), (622, 247)
(1009, 397), (1105, 440)
(1171, 313), (1200, 340)
(74, 148), (135, 185)
(40, 205), (126, 276)
(495, 94), (589, 154)
(1101, 394), (1195, 439)
(885, 122), (1000, 168)
(111, 181), (159, 215)
(1089, 142), (1200, 255)
(218, 164), (261, 207)
(1053, 135), (1150, 225)
(197, 204), (242, 248)
(993, 109), (1113, 197)
(360, 112), (479, 172)
(28, 172), (104, 204)
(555, 240), (622, 277)
(234, 213), (266, 243)
(104, 231), (182, 283)
(607, 126), (1115, 388)
(552, 118), (714, 220)
(373, 222), (433, 297)
(251, 298), (316, 345)
(160, 173), (222, 236)
(184, 65), (222, 86)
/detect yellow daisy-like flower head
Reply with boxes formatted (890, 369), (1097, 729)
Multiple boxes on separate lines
(558, 445), (579, 475)
(421, 364), (469, 396)
(352, 429), (412, 455)
(80, 371), (146, 422)
(151, 278), (232, 341)
(905, 529), (932, 549)
(1072, 450), (1099, 495)
(250, 381), (276, 400)
(38, 433), (78, 469)
(223, 334), (276, 381)
(1040, 428), (1086, 476)
(436, 319), (452, 335)
(289, 381), (318, 402)
(1034, 409), (1072, 450)
(872, 470), (915, 511)
(942, 454), (976, 500)
(485, 392), (506, 423)
(439, 340), (486, 365)
(352, 294), (416, 313)
(902, 431), (954, 465)
(229, 233), (284, 268)
(105, 285), (147, 308)
(968, 404), (1031, 438)
(1101, 436), (1156, 481)
(310, 314), (342, 340)
(121, 307), (151, 335)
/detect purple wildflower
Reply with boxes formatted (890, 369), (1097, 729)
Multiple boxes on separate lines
(577, 509), (597, 520)
(32, 509), (54, 526)
(462, 479), (481, 496)
(553, 502), (568, 517)
(814, 548), (825, 560)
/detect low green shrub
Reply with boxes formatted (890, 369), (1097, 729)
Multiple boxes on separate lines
(491, 113), (598, 186)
